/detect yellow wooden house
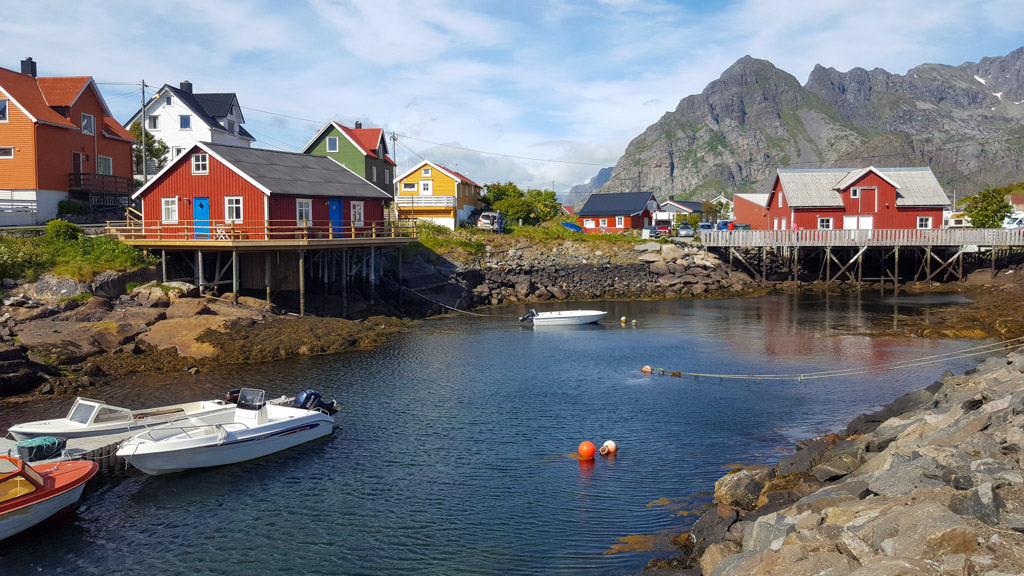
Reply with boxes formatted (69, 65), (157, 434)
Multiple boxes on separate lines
(394, 160), (483, 229)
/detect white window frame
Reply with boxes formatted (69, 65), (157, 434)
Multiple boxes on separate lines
(105, 196), (118, 206)
(192, 153), (209, 175)
(147, 115), (159, 130)
(180, 115), (191, 130)
(0, 99), (8, 123)
(225, 197), (243, 223)
(778, 193), (782, 208)
(81, 113), (95, 136)
(402, 182), (417, 192)
(372, 166), (377, 181)
(385, 169), (390, 184)
(165, 96), (172, 106)
(296, 198), (312, 226)
(599, 218), (608, 227)
(97, 155), (113, 175)
(326, 137), (338, 152)
(583, 219), (595, 228)
(0, 147), (13, 159)
(615, 216), (624, 227)
(818, 217), (832, 230)
(421, 168), (431, 177)
(226, 120), (235, 135)
(350, 201), (364, 227)
(850, 188), (861, 199)
(172, 147), (185, 158)
(162, 197), (178, 224)
(917, 216), (932, 229)
(420, 180), (432, 194)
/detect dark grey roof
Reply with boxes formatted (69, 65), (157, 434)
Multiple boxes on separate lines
(577, 191), (657, 217)
(205, 143), (392, 199)
(192, 93), (238, 119)
(125, 85), (252, 141)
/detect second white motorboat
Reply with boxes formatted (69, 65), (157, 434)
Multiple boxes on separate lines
(116, 388), (336, 475)
(518, 309), (607, 326)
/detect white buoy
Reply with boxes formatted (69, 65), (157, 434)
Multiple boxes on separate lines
(620, 316), (627, 323)
(600, 440), (618, 456)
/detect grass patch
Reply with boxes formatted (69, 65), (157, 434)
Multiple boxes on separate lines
(59, 293), (93, 304)
(409, 222), (486, 255)
(0, 229), (158, 283)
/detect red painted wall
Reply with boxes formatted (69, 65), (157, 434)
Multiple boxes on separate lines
(733, 196), (769, 229)
(579, 210), (651, 234)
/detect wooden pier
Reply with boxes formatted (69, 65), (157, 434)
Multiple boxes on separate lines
(699, 228), (1024, 292)
(1, 431), (132, 471)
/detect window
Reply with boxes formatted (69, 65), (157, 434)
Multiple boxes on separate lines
(172, 147), (185, 158)
(0, 99), (7, 122)
(583, 219), (594, 228)
(778, 193), (782, 208)
(97, 156), (112, 175)
(385, 169), (390, 184)
(372, 166), (377, 181)
(599, 218), (608, 227)
(91, 194), (103, 206)
(81, 113), (95, 136)
(851, 188), (861, 199)
(225, 197), (242, 222)
(402, 182), (416, 191)
(818, 217), (832, 230)
(148, 116), (159, 130)
(0, 147), (12, 159)
(105, 196), (118, 206)
(192, 153), (208, 175)
(296, 199), (312, 226)
(326, 137), (338, 152)
(420, 181), (432, 194)
(421, 168), (431, 177)
(350, 201), (364, 227)
(917, 216), (932, 229)
(615, 216), (624, 227)
(165, 96), (172, 106)
(180, 115), (191, 130)
(226, 120), (235, 135)
(162, 197), (178, 223)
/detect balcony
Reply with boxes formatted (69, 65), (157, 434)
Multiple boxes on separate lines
(68, 173), (135, 195)
(394, 195), (456, 208)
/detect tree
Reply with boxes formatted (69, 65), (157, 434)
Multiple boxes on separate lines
(960, 186), (1014, 228)
(702, 200), (728, 223)
(686, 213), (701, 230)
(128, 121), (170, 177)
(482, 181), (524, 210)
(524, 188), (561, 222)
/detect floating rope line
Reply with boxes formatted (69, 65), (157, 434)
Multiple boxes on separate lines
(644, 336), (1024, 381)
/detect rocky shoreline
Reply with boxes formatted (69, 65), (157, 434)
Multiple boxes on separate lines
(639, 349), (1024, 576)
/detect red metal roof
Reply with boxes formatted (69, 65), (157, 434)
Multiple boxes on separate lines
(36, 76), (90, 107)
(442, 166), (481, 188)
(0, 67), (75, 127)
(103, 117), (135, 141)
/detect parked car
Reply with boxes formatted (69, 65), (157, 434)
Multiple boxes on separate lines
(697, 222), (714, 232)
(716, 220), (734, 230)
(477, 211), (498, 230)
(642, 225), (664, 239)
(676, 223), (694, 237)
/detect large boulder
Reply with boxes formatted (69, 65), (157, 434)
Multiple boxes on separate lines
(743, 512), (797, 552)
(137, 316), (231, 358)
(166, 299), (213, 319)
(690, 505), (739, 556)
(715, 469), (766, 510)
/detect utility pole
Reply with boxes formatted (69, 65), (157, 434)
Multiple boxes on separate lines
(140, 80), (148, 181)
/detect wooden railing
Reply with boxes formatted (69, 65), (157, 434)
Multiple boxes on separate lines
(105, 218), (419, 242)
(394, 196), (456, 208)
(69, 173), (135, 195)
(700, 228), (1024, 248)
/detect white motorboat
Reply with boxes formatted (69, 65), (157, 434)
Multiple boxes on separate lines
(8, 396), (238, 441)
(519, 309), (607, 326)
(116, 388), (336, 475)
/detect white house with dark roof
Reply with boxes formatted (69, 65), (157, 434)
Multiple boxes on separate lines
(124, 81), (254, 177)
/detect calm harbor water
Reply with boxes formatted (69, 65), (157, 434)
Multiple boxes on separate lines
(1, 293), (988, 575)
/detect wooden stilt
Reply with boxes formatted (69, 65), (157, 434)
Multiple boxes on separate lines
(232, 249), (239, 294)
(299, 250), (305, 317)
(197, 250), (203, 292)
(265, 252), (271, 304)
(161, 249), (167, 283)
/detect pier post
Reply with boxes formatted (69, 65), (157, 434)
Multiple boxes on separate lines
(265, 252), (271, 304)
(398, 248), (403, 305)
(232, 249), (239, 294)
(196, 250), (203, 293)
(370, 247), (376, 303)
(894, 246), (900, 295)
(342, 250), (348, 318)
(299, 250), (305, 317)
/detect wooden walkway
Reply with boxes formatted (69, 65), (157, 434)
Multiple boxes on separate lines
(698, 228), (1024, 292)
(1, 431), (132, 471)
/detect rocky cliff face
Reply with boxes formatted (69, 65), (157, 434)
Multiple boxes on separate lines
(596, 47), (1024, 202)
(564, 166), (613, 208)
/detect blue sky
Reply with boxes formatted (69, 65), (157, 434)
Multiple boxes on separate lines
(3, 0), (1024, 197)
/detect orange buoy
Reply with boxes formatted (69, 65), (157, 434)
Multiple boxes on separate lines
(578, 441), (596, 460)
(641, 365), (652, 374)
(599, 440), (618, 456)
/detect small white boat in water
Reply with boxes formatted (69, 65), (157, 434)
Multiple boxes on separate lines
(519, 309), (607, 326)
(116, 388), (335, 475)
(8, 396), (238, 441)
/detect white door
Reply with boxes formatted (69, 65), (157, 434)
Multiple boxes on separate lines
(858, 216), (873, 230)
(843, 216), (857, 230)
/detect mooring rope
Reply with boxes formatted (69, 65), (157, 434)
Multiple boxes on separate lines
(645, 336), (1024, 381)
(379, 276), (516, 317)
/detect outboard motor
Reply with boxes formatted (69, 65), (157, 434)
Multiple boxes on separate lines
(224, 389), (241, 403)
(519, 309), (537, 323)
(295, 389), (340, 416)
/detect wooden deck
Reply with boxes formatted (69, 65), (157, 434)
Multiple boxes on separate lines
(1, 431), (132, 471)
(700, 228), (1024, 248)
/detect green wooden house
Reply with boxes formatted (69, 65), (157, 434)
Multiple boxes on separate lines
(301, 121), (396, 194)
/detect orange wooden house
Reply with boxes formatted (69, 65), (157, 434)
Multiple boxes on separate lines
(0, 58), (135, 225)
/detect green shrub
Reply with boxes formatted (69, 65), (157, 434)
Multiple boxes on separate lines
(57, 200), (90, 216)
(46, 219), (82, 242)
(411, 221), (485, 254)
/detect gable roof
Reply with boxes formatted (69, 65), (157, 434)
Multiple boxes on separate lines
(775, 167), (948, 208)
(301, 121), (395, 166)
(577, 191), (657, 217)
(734, 193), (770, 208)
(394, 160), (481, 188)
(562, 205), (575, 215)
(0, 66), (76, 128)
(660, 199), (703, 213)
(36, 76), (92, 108)
(133, 142), (393, 200)
(125, 84), (254, 141)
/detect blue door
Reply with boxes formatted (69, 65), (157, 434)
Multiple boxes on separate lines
(194, 197), (210, 239)
(329, 199), (344, 236)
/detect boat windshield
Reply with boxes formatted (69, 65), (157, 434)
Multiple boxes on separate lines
(236, 388), (266, 411)
(67, 399), (98, 425)
(94, 406), (132, 423)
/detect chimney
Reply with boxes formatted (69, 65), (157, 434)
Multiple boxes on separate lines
(21, 57), (37, 78)
(355, 121), (362, 129)
(180, 80), (193, 94)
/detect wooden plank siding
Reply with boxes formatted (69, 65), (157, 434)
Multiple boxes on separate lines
(0, 91), (38, 189)
(701, 228), (1024, 248)
(579, 212), (650, 234)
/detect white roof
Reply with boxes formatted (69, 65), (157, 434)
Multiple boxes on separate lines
(733, 193), (770, 208)
(777, 167), (947, 208)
